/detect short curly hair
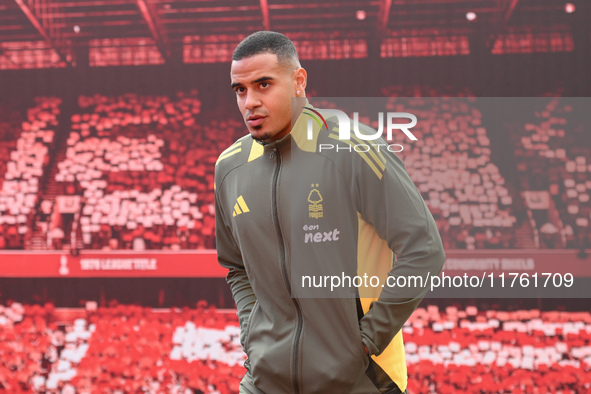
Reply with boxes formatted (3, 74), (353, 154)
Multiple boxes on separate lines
(232, 31), (300, 70)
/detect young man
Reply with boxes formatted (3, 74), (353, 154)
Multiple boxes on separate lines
(214, 31), (445, 393)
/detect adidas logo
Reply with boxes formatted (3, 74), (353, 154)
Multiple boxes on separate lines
(232, 195), (250, 217)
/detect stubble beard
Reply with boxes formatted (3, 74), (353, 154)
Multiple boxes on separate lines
(250, 125), (273, 143)
(249, 118), (290, 144)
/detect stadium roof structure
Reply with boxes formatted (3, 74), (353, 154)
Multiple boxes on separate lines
(0, 0), (588, 69)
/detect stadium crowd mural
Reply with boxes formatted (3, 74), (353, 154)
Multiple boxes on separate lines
(0, 302), (589, 393)
(0, 89), (590, 251)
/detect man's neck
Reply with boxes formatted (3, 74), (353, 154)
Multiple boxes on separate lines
(257, 97), (308, 145)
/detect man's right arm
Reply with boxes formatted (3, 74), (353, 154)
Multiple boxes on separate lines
(214, 191), (257, 351)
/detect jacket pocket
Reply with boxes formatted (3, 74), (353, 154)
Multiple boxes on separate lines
(350, 297), (370, 371)
(244, 300), (259, 355)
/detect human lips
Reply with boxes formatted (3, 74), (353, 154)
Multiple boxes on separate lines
(247, 115), (266, 127)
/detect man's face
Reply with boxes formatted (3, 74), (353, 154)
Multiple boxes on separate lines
(231, 53), (297, 142)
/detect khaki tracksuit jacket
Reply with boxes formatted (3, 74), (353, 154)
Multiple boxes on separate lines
(214, 100), (445, 393)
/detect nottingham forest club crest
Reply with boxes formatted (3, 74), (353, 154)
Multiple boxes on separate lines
(308, 184), (323, 219)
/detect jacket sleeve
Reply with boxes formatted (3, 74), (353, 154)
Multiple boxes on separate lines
(354, 141), (446, 357)
(214, 188), (257, 352)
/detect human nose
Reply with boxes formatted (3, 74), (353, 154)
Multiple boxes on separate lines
(244, 90), (261, 110)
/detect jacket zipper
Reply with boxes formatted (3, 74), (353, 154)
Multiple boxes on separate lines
(271, 147), (303, 394)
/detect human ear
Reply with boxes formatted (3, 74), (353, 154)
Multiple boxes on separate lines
(294, 67), (307, 96)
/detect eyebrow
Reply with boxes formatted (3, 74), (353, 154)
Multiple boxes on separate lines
(231, 76), (274, 89)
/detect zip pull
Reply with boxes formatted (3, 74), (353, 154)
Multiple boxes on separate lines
(270, 148), (277, 159)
